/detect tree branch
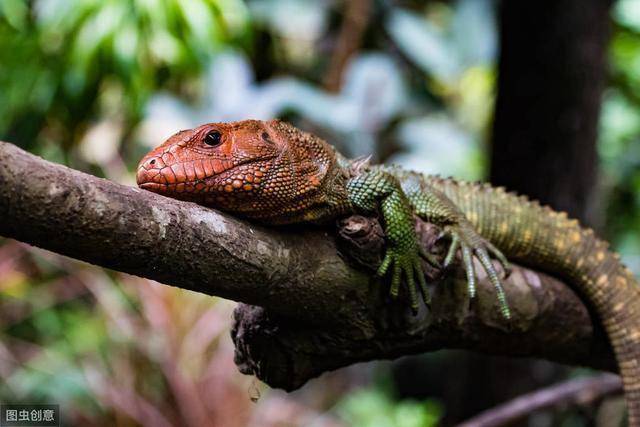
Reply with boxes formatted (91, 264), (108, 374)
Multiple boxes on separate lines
(0, 141), (616, 391)
(458, 373), (622, 427)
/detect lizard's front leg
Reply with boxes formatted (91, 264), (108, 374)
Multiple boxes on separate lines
(346, 170), (430, 312)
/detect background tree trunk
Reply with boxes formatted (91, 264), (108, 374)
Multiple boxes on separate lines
(393, 1), (613, 424)
(485, 0), (612, 422)
(490, 0), (612, 228)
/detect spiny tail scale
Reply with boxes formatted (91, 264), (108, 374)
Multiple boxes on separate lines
(427, 176), (640, 424)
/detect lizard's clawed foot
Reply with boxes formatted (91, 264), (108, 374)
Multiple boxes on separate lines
(440, 223), (511, 320)
(377, 244), (430, 314)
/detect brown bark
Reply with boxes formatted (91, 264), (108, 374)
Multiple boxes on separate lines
(0, 141), (616, 391)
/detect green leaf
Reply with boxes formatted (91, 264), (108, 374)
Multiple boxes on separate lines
(0, 0), (28, 31)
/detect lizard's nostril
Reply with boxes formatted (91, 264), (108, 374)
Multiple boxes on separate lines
(141, 156), (165, 170)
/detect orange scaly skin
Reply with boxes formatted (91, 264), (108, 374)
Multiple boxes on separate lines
(138, 120), (640, 425)
(138, 120), (351, 224)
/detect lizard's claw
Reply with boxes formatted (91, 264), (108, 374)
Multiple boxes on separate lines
(377, 244), (430, 313)
(441, 223), (511, 320)
(485, 240), (512, 278)
(418, 245), (441, 268)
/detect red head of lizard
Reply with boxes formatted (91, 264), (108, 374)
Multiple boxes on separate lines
(137, 119), (342, 223)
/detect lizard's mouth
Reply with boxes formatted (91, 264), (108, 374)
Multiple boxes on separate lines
(136, 165), (210, 196)
(136, 154), (278, 202)
(136, 165), (170, 191)
(138, 182), (165, 191)
(137, 180), (208, 204)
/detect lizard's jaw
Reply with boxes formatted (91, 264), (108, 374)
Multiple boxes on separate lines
(136, 149), (238, 195)
(136, 159), (213, 200)
(136, 152), (278, 211)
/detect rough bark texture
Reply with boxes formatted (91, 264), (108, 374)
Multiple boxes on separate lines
(0, 141), (616, 391)
(490, 0), (611, 227)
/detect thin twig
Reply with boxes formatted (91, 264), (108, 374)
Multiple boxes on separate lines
(457, 374), (622, 427)
(323, 0), (372, 92)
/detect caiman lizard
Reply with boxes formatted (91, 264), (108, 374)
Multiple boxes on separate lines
(137, 119), (640, 424)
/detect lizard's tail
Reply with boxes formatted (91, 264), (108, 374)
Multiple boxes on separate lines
(431, 178), (640, 425)
(494, 194), (640, 425)
(592, 261), (640, 425)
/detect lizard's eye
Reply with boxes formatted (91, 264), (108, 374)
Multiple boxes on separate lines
(204, 131), (222, 147)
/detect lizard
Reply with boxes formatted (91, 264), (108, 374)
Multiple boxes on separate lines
(137, 119), (640, 425)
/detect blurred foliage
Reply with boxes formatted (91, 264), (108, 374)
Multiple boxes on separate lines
(0, 0), (249, 156)
(0, 0), (638, 425)
(0, 241), (257, 425)
(336, 389), (441, 427)
(603, 0), (640, 273)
